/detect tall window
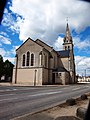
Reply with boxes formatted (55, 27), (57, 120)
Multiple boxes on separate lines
(45, 55), (47, 67)
(31, 53), (34, 66)
(26, 51), (30, 66)
(54, 56), (55, 68)
(39, 52), (43, 66)
(22, 54), (25, 66)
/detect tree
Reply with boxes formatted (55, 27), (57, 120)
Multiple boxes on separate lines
(0, 55), (14, 82)
(0, 55), (4, 80)
(4, 60), (14, 82)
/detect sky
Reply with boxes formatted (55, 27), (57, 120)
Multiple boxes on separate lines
(0, 0), (90, 76)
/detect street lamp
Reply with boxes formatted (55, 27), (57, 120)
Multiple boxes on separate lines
(34, 70), (37, 86)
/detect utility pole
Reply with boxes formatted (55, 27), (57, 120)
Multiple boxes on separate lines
(85, 69), (86, 81)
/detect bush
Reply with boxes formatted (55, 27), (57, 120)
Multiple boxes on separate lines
(66, 98), (76, 106)
(76, 107), (87, 119)
(80, 94), (87, 100)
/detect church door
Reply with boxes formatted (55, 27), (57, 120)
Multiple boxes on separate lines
(52, 73), (55, 84)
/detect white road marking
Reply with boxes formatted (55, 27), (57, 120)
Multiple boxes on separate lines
(63, 87), (69, 90)
(0, 91), (62, 102)
(0, 94), (14, 97)
(13, 89), (17, 91)
(84, 86), (89, 88)
(5, 89), (11, 91)
(0, 89), (17, 92)
(0, 98), (18, 102)
(30, 91), (62, 97)
(0, 88), (40, 93)
(72, 87), (81, 91)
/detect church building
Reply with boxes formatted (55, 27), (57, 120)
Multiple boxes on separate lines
(12, 23), (77, 85)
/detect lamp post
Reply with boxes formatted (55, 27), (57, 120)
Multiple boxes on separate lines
(85, 69), (86, 81)
(76, 60), (81, 75)
(34, 70), (37, 86)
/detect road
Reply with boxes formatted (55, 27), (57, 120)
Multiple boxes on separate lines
(0, 84), (90, 120)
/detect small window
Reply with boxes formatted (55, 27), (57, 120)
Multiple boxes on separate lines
(31, 53), (34, 66)
(22, 54), (25, 66)
(65, 46), (67, 50)
(59, 73), (61, 76)
(68, 46), (70, 50)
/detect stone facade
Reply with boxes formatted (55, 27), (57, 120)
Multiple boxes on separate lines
(12, 23), (77, 85)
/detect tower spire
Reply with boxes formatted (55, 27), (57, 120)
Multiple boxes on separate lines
(63, 18), (73, 50)
(66, 17), (71, 37)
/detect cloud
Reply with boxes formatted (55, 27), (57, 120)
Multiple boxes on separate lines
(11, 45), (20, 55)
(1, 0), (90, 68)
(0, 48), (6, 56)
(0, 45), (19, 64)
(75, 56), (90, 76)
(9, 0), (90, 42)
(2, 8), (23, 34)
(73, 36), (90, 50)
(0, 47), (15, 64)
(0, 32), (9, 37)
(54, 36), (63, 50)
(0, 35), (11, 45)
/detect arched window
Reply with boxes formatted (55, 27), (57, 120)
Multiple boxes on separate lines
(26, 51), (30, 66)
(31, 53), (34, 66)
(22, 54), (25, 66)
(45, 55), (47, 67)
(39, 51), (43, 66)
(54, 56), (55, 68)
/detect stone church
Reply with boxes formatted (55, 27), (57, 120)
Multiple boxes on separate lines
(12, 23), (77, 85)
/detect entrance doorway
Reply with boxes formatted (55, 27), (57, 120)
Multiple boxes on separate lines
(52, 73), (55, 84)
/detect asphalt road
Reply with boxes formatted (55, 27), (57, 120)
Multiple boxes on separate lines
(0, 84), (90, 120)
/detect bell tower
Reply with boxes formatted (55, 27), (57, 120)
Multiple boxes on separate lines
(63, 21), (76, 83)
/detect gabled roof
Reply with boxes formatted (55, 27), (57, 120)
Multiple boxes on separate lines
(16, 37), (43, 51)
(35, 39), (53, 49)
(57, 50), (70, 58)
(53, 67), (68, 72)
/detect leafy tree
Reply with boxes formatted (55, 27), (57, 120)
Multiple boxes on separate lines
(0, 55), (4, 80)
(0, 55), (14, 82)
(4, 60), (14, 82)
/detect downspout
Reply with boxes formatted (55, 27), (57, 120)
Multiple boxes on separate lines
(34, 70), (37, 86)
(15, 54), (18, 84)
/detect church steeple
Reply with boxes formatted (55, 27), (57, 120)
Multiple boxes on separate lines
(63, 22), (73, 50)
(66, 23), (71, 38)
(63, 21), (76, 84)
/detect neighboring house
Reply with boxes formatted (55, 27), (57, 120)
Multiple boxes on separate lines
(12, 23), (77, 85)
(78, 76), (90, 82)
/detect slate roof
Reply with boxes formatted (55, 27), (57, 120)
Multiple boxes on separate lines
(57, 50), (70, 58)
(53, 67), (68, 72)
